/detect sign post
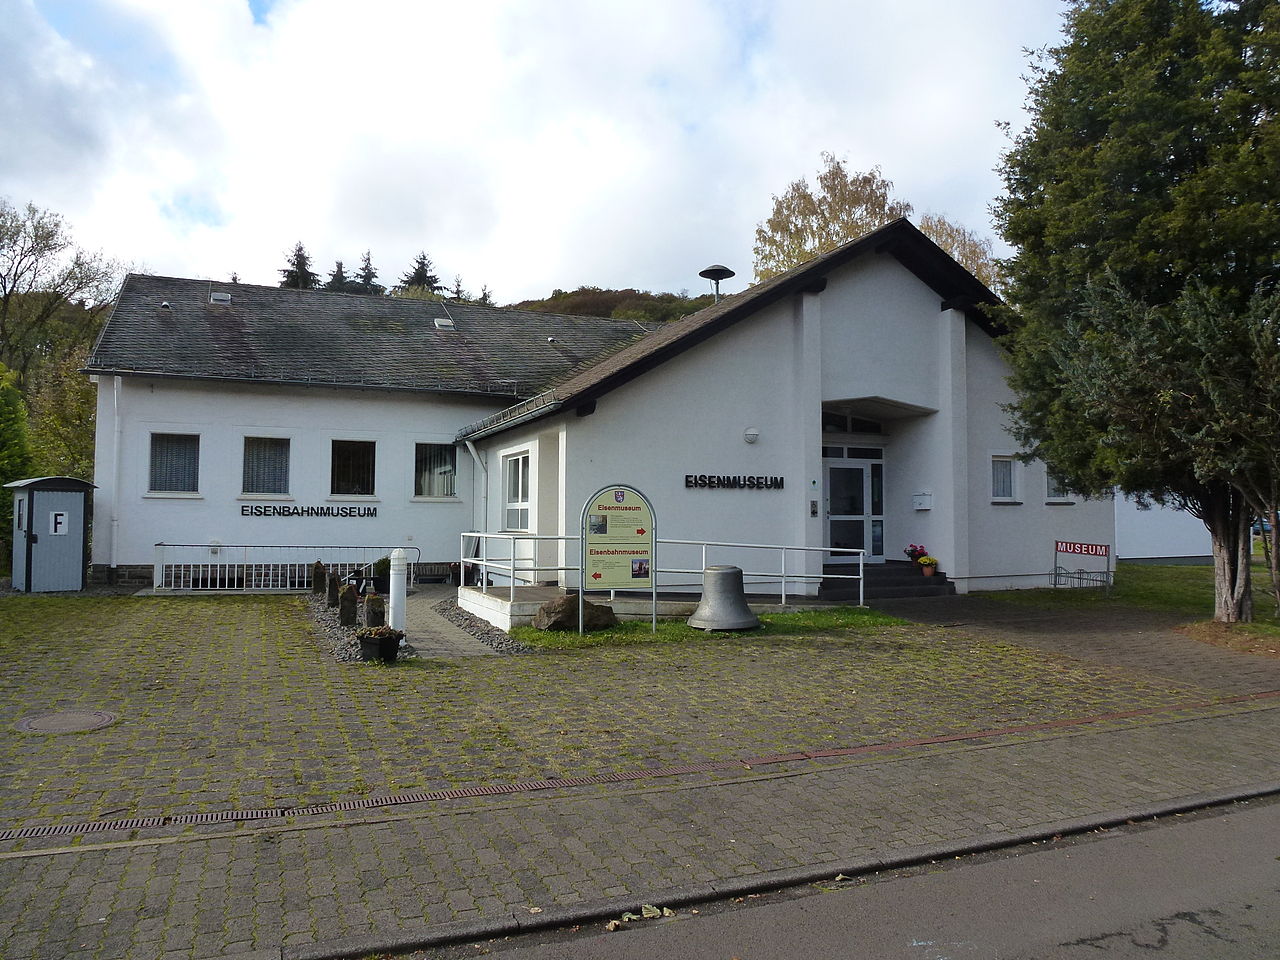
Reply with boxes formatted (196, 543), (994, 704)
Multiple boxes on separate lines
(579, 484), (656, 634)
(1052, 540), (1112, 592)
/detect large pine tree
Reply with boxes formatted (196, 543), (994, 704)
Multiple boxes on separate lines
(995, 0), (1280, 621)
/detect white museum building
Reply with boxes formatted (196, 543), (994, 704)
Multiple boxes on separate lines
(88, 219), (1186, 610)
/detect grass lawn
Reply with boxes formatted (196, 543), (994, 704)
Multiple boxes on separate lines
(0, 592), (1213, 831)
(510, 605), (907, 649)
(988, 561), (1280, 654)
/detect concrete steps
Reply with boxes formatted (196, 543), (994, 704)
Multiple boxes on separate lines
(820, 561), (956, 601)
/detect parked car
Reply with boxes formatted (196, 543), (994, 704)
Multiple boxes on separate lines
(1253, 519), (1273, 534)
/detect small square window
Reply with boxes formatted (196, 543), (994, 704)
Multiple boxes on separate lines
(331, 440), (375, 495)
(415, 443), (456, 497)
(150, 433), (199, 492)
(243, 437), (290, 494)
(1046, 474), (1072, 501)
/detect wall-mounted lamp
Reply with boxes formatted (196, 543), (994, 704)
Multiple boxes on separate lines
(744, 427), (760, 444)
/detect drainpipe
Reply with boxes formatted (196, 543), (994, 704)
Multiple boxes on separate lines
(465, 440), (488, 532)
(110, 376), (123, 576)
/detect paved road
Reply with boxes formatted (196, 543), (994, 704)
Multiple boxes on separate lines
(437, 795), (1280, 959)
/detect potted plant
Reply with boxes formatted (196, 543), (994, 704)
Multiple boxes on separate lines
(918, 555), (939, 576)
(356, 624), (403, 663)
(904, 543), (929, 564)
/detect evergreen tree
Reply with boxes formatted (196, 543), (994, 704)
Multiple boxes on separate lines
(354, 250), (384, 296)
(477, 285), (495, 306)
(324, 260), (353, 293)
(398, 252), (441, 293)
(448, 274), (469, 300)
(278, 242), (320, 290)
(994, 0), (1280, 621)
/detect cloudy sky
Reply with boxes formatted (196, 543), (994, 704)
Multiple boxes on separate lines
(1, 0), (1067, 303)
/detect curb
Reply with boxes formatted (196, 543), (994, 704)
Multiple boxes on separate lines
(208, 778), (1280, 960)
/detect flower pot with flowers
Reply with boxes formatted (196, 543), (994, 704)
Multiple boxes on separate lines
(917, 555), (939, 576)
(904, 544), (929, 569)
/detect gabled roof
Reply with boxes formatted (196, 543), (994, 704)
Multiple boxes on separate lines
(86, 275), (656, 400)
(457, 218), (1002, 441)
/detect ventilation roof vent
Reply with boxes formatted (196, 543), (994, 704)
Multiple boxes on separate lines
(434, 317), (455, 330)
(210, 291), (232, 304)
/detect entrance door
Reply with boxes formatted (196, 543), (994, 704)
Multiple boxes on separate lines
(824, 459), (884, 563)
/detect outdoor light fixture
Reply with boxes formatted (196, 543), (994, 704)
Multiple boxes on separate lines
(744, 427), (760, 444)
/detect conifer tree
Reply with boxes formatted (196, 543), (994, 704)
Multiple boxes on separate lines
(278, 242), (320, 290)
(398, 252), (441, 293)
(354, 250), (384, 296)
(995, 0), (1280, 622)
(324, 260), (353, 293)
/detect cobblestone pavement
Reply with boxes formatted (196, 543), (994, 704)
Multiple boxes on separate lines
(2, 593), (1280, 959)
(402, 586), (495, 658)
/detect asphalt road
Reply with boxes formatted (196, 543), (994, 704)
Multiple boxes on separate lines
(426, 795), (1280, 960)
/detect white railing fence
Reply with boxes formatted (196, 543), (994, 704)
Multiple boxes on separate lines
(460, 532), (864, 606)
(153, 543), (422, 591)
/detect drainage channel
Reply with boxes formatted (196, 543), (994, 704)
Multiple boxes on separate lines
(4, 689), (1279, 843)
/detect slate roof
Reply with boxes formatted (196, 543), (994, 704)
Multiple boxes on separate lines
(457, 218), (1002, 441)
(86, 275), (656, 400)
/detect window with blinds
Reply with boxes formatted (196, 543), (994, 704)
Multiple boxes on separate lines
(150, 433), (200, 492)
(331, 440), (376, 495)
(243, 437), (290, 494)
(414, 443), (456, 497)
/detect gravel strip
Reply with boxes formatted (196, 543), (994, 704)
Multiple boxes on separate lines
(307, 594), (419, 664)
(433, 598), (534, 655)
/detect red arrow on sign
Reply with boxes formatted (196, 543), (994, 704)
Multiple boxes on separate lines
(636, 528), (646, 535)
(591, 572), (602, 580)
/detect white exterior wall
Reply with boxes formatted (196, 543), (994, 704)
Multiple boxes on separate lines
(818, 259), (969, 581)
(470, 252), (1117, 596)
(1115, 497), (1212, 559)
(476, 296), (814, 591)
(92, 377), (503, 568)
(963, 328), (1115, 589)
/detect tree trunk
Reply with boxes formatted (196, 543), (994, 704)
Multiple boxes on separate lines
(1202, 486), (1252, 622)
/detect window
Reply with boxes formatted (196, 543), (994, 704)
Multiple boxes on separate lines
(991, 456), (1016, 501)
(243, 437), (290, 494)
(1046, 474), (1072, 501)
(331, 440), (376, 495)
(503, 453), (530, 529)
(415, 443), (456, 497)
(150, 433), (199, 492)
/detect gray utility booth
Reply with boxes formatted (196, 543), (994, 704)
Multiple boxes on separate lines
(6, 477), (95, 593)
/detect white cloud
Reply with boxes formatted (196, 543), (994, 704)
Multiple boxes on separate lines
(0, 0), (1064, 300)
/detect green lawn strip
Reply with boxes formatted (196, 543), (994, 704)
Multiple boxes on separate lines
(510, 605), (907, 649)
(985, 561), (1280, 633)
(0, 594), (1207, 829)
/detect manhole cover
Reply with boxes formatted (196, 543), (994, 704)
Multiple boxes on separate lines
(16, 710), (118, 733)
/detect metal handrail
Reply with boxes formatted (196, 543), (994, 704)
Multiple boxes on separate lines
(460, 532), (865, 606)
(153, 543), (423, 592)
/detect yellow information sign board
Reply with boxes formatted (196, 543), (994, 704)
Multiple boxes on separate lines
(581, 485), (655, 590)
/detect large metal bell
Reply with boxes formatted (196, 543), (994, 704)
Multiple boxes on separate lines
(687, 565), (760, 631)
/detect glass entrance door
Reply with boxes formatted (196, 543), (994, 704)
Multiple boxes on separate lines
(825, 460), (884, 563)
